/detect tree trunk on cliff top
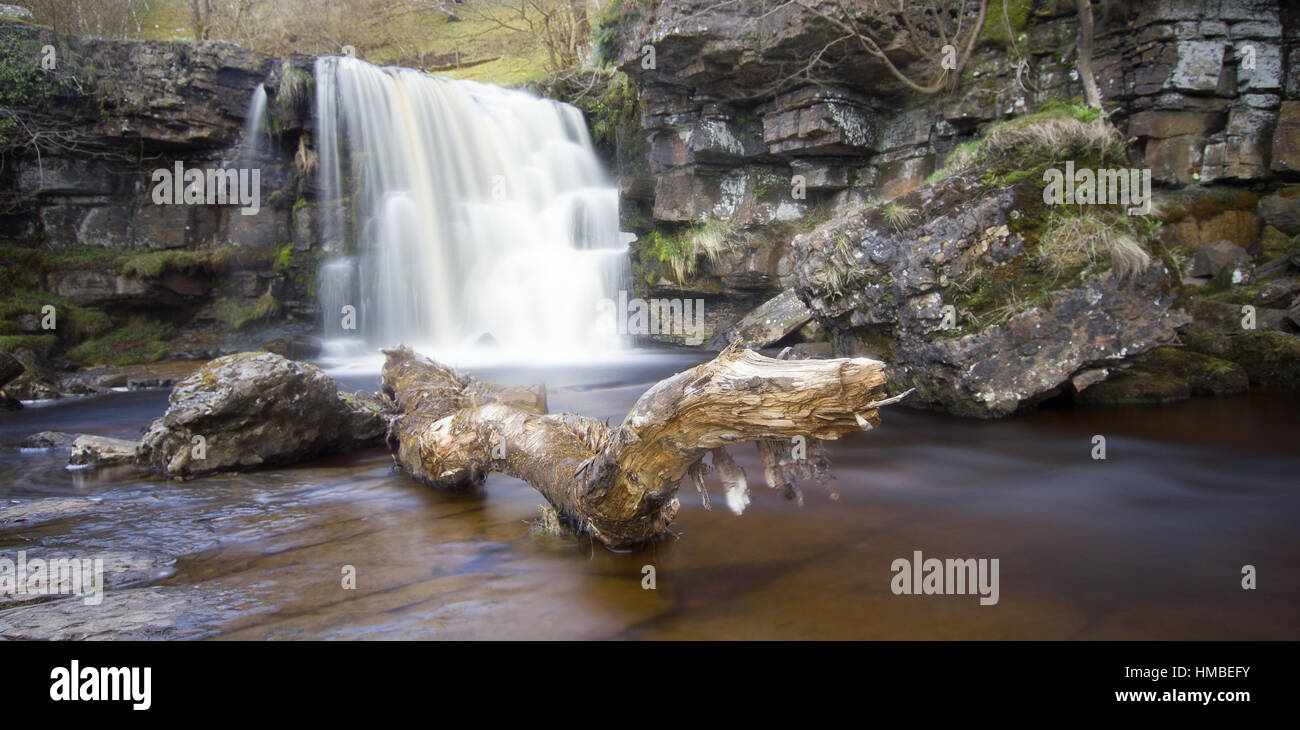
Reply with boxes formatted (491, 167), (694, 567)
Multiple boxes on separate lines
(381, 343), (898, 549)
(1076, 0), (1102, 109)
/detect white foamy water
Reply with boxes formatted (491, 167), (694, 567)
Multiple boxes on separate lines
(240, 83), (271, 163)
(311, 57), (630, 355)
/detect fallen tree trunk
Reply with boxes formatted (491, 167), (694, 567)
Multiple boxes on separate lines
(381, 343), (897, 549)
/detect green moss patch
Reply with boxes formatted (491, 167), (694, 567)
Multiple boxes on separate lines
(0, 334), (58, 353)
(1075, 370), (1192, 405)
(65, 319), (174, 367)
(1182, 331), (1300, 389)
(1130, 347), (1249, 396)
(980, 0), (1033, 49)
(214, 292), (281, 330)
(120, 246), (247, 279)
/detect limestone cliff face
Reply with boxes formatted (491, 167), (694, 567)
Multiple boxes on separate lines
(617, 0), (1296, 254)
(607, 0), (1300, 414)
(1, 22), (322, 374)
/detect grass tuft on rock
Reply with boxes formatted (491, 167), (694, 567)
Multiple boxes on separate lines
(929, 100), (1122, 186)
(1039, 212), (1151, 281)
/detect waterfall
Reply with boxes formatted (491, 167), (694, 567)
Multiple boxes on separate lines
(239, 83), (270, 163)
(312, 57), (630, 355)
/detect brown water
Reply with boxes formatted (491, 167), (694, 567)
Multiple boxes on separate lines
(1, 351), (1297, 640)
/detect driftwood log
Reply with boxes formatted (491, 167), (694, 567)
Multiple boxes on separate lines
(381, 343), (897, 549)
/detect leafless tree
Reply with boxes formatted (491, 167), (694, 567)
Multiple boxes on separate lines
(789, 0), (988, 95)
(458, 0), (592, 72)
(25, 0), (150, 39)
(1075, 0), (1102, 108)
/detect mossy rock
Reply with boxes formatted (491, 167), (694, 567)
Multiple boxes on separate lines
(1130, 347), (1249, 396)
(980, 0), (1033, 49)
(65, 319), (174, 367)
(1181, 331), (1300, 388)
(1075, 370), (1192, 405)
(1258, 226), (1292, 263)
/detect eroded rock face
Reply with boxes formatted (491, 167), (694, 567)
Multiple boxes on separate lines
(137, 352), (386, 477)
(791, 172), (1190, 417)
(708, 289), (811, 348)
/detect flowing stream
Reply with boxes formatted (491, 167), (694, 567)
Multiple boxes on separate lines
(1, 356), (1296, 640)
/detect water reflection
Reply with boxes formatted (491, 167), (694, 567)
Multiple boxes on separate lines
(1, 354), (1296, 639)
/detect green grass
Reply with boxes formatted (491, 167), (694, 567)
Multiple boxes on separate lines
(927, 99), (1121, 186)
(139, 0), (194, 41)
(47, 0), (560, 87)
(214, 292), (280, 330)
(119, 247), (240, 278)
(65, 319), (174, 366)
(0, 288), (112, 347)
(0, 334), (58, 352)
(278, 66), (313, 116)
(642, 228), (696, 284)
(883, 202), (917, 232)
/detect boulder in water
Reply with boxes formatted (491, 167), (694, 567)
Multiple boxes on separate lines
(20, 431), (80, 450)
(137, 352), (387, 478)
(69, 435), (139, 467)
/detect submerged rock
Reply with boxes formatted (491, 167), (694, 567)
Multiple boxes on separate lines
(20, 431), (80, 450)
(69, 435), (139, 467)
(137, 352), (386, 478)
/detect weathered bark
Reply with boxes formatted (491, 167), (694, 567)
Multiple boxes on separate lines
(382, 343), (897, 549)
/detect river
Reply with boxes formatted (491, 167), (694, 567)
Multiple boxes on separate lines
(1, 349), (1296, 639)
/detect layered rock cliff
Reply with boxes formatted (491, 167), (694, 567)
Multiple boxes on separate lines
(605, 0), (1300, 414)
(0, 22), (323, 396)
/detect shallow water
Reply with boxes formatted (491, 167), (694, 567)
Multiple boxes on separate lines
(1, 350), (1297, 639)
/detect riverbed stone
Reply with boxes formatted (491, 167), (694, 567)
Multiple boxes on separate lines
(19, 431), (80, 449)
(69, 435), (140, 467)
(136, 351), (386, 477)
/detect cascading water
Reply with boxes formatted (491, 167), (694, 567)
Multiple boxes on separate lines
(239, 83), (271, 163)
(312, 57), (630, 356)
